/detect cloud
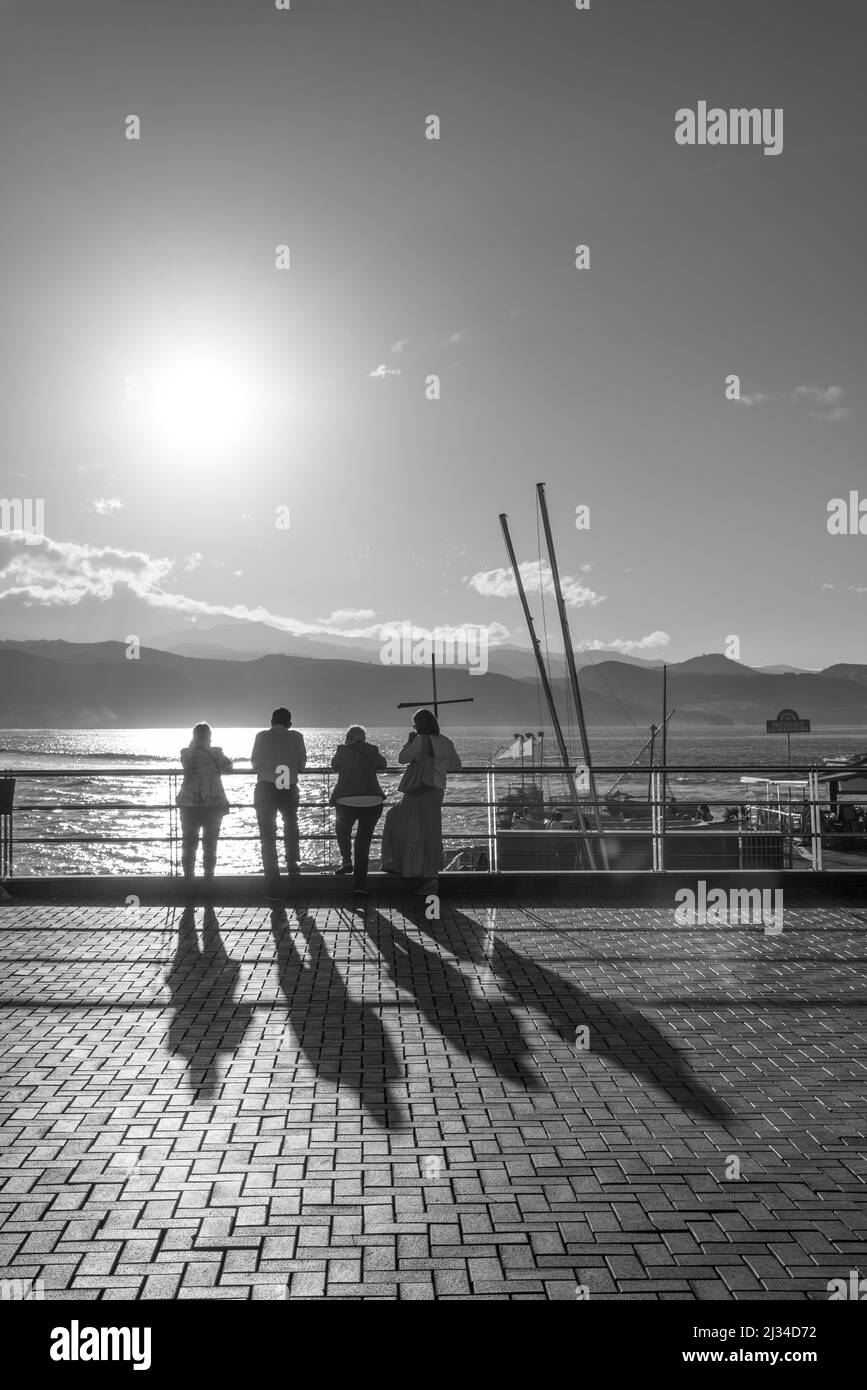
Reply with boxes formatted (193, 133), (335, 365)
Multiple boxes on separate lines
(737, 391), (777, 406)
(183, 552), (203, 572)
(318, 608), (377, 623)
(792, 385), (844, 405)
(793, 384), (850, 421)
(369, 364), (401, 378)
(576, 630), (671, 655)
(465, 560), (606, 608)
(0, 533), (173, 606)
(385, 329), (471, 358)
(88, 497), (124, 514)
(0, 532), (507, 646)
(736, 384), (850, 419)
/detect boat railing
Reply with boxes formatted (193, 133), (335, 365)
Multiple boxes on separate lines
(1, 763), (864, 876)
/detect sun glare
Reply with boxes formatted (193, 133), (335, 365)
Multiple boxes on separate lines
(147, 353), (257, 458)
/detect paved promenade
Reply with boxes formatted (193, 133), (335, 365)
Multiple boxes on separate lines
(0, 893), (865, 1300)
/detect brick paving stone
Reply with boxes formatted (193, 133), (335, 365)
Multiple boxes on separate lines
(0, 895), (865, 1301)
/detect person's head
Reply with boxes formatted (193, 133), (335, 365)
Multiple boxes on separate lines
(345, 725), (367, 745)
(271, 707), (292, 728)
(191, 722), (212, 748)
(413, 708), (440, 737)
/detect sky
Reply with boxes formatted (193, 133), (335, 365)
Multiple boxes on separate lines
(0, 0), (865, 669)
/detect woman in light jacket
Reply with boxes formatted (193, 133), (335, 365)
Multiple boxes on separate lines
(175, 722), (233, 895)
(380, 708), (461, 894)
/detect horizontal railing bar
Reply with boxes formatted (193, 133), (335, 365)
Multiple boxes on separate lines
(0, 763), (842, 778)
(10, 832), (497, 845)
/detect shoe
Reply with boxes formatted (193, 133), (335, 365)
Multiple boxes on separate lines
(334, 863), (353, 875)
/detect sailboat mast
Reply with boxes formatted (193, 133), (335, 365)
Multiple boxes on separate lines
(661, 664), (669, 835)
(535, 483), (607, 868)
(499, 513), (581, 818)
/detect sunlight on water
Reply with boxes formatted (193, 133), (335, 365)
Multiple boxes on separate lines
(3, 726), (865, 876)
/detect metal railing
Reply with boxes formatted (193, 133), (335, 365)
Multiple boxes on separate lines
(1, 763), (865, 876)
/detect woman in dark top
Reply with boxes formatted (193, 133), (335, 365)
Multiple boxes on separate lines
(330, 725), (387, 894)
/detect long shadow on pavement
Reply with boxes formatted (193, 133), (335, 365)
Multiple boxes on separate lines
(363, 908), (542, 1091)
(165, 905), (254, 1101)
(271, 906), (405, 1129)
(421, 905), (735, 1128)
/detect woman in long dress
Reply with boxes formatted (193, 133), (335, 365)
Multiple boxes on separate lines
(380, 708), (461, 894)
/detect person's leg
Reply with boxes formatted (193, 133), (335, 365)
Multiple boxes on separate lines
(334, 804), (353, 870)
(201, 810), (222, 887)
(418, 789), (444, 894)
(279, 784), (301, 874)
(180, 808), (200, 888)
(352, 807), (380, 890)
(254, 783), (281, 893)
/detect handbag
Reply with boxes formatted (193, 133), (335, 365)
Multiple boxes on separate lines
(398, 735), (437, 796)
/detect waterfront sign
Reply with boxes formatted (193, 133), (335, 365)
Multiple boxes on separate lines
(766, 708), (811, 735)
(766, 708), (810, 767)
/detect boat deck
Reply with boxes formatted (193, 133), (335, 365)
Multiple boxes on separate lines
(0, 889), (865, 1300)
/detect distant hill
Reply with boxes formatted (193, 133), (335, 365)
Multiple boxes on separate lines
(0, 641), (647, 729)
(146, 624), (669, 677)
(822, 664), (867, 687)
(1, 641), (865, 730)
(758, 664), (813, 675)
(578, 659), (867, 726)
(665, 653), (752, 677)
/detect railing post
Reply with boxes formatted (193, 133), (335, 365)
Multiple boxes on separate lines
(168, 772), (178, 877)
(809, 769), (823, 871)
(651, 770), (665, 872)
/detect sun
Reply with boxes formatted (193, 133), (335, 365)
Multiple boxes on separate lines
(146, 353), (257, 459)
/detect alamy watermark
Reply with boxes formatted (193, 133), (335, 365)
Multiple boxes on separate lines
(827, 492), (866, 535)
(1, 1277), (44, 1300)
(827, 1269), (866, 1299)
(50, 1321), (151, 1370)
(380, 622), (489, 675)
(674, 882), (784, 934)
(0, 497), (44, 544)
(675, 103), (783, 157)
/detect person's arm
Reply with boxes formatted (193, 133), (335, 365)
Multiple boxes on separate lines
(372, 747), (388, 771)
(250, 732), (265, 775)
(398, 736), (423, 765)
(215, 749), (233, 772)
(331, 747), (345, 771)
(180, 747), (194, 770)
(295, 733), (307, 773)
(446, 740), (462, 772)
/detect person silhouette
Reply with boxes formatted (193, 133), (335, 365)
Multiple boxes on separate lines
(329, 725), (387, 895)
(175, 722), (232, 898)
(380, 709), (461, 895)
(250, 707), (307, 901)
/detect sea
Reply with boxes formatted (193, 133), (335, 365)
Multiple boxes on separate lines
(2, 726), (865, 876)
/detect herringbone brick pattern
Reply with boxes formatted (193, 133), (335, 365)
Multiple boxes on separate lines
(0, 896), (864, 1299)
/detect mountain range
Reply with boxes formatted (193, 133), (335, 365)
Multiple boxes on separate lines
(0, 639), (864, 730)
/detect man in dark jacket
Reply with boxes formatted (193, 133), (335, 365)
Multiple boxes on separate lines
(330, 726), (387, 894)
(251, 707), (307, 900)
